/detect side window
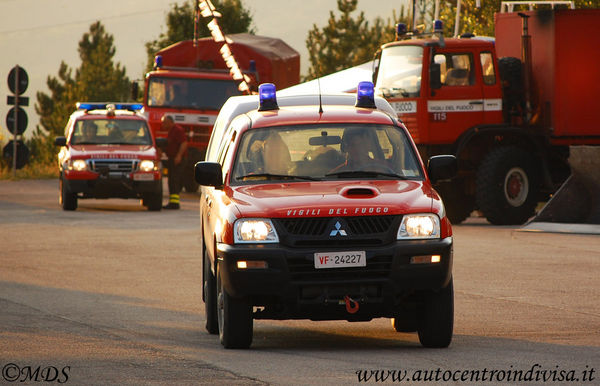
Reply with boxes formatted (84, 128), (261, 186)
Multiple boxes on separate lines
(436, 53), (474, 86)
(480, 52), (496, 85)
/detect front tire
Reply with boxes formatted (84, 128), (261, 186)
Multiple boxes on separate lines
(476, 146), (539, 225)
(60, 178), (77, 211)
(217, 261), (253, 349)
(417, 279), (454, 348)
(143, 190), (163, 211)
(204, 249), (218, 334)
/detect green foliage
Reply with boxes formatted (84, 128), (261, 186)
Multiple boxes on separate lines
(144, 0), (255, 73)
(35, 21), (131, 137)
(305, 0), (409, 81)
(439, 0), (600, 37)
(25, 21), (130, 178)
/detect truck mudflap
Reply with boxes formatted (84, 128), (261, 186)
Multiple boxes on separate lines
(532, 146), (600, 224)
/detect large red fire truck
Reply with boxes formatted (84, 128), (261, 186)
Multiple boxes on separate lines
(373, 9), (600, 225)
(142, 33), (300, 191)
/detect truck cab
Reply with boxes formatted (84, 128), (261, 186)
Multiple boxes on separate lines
(141, 34), (300, 192)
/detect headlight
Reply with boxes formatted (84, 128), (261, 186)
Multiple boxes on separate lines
(69, 159), (88, 171)
(398, 214), (440, 239)
(234, 219), (279, 243)
(139, 160), (157, 172)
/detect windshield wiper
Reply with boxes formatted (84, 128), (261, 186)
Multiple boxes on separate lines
(325, 170), (408, 179)
(236, 173), (319, 181)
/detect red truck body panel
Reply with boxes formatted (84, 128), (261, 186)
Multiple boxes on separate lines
(156, 33), (300, 90)
(495, 9), (600, 144)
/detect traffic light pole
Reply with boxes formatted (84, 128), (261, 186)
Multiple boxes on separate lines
(12, 65), (19, 177)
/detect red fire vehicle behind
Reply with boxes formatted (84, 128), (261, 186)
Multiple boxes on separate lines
(142, 33), (300, 191)
(374, 9), (600, 225)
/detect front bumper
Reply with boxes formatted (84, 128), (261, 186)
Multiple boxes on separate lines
(63, 171), (161, 199)
(216, 237), (452, 320)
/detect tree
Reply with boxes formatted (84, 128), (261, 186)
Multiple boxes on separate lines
(305, 0), (409, 81)
(145, 0), (255, 72)
(438, 0), (600, 37)
(35, 21), (130, 136)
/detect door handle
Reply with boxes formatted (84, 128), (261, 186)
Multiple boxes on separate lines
(469, 100), (483, 105)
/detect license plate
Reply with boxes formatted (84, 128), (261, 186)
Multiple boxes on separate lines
(133, 173), (154, 181)
(314, 251), (366, 269)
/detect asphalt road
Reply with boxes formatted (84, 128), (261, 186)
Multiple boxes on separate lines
(1, 179), (599, 385)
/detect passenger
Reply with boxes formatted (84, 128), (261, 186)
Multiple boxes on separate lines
(247, 132), (292, 175)
(107, 121), (123, 141)
(79, 121), (98, 143)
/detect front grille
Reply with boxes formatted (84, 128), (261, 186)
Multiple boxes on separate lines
(90, 159), (137, 173)
(275, 215), (401, 247)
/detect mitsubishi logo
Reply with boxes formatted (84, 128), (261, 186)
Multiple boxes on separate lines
(329, 221), (347, 237)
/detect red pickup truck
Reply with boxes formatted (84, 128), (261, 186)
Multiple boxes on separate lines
(195, 83), (457, 349)
(54, 103), (164, 211)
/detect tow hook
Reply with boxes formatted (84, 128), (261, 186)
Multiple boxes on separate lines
(344, 295), (359, 314)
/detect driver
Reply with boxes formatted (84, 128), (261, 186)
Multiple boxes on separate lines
(330, 128), (386, 173)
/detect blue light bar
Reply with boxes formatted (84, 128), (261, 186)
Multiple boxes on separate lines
(258, 83), (279, 111)
(76, 103), (106, 111)
(154, 55), (163, 69)
(76, 102), (143, 112)
(434, 20), (443, 32)
(355, 81), (376, 109)
(395, 23), (407, 40)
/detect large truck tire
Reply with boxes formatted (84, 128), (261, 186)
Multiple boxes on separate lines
(435, 179), (474, 224)
(498, 57), (524, 123)
(217, 261), (253, 349)
(476, 146), (539, 225)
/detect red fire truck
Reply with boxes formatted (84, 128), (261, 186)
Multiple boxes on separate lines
(141, 33), (300, 192)
(373, 9), (600, 225)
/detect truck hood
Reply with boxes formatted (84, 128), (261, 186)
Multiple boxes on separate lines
(68, 145), (157, 159)
(229, 180), (438, 218)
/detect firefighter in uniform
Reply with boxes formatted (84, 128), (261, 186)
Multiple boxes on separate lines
(161, 115), (188, 209)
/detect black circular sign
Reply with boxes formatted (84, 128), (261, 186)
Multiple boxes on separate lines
(8, 66), (29, 95)
(3, 140), (30, 169)
(6, 107), (28, 135)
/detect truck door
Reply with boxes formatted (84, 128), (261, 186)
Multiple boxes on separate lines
(427, 52), (485, 143)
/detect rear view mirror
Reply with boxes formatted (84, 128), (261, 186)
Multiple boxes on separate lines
(430, 62), (442, 90)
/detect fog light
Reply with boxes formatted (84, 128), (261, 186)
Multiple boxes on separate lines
(237, 260), (268, 269)
(410, 255), (441, 264)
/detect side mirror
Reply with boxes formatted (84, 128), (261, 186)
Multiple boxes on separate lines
(54, 136), (67, 146)
(195, 161), (223, 189)
(155, 137), (167, 150)
(430, 62), (442, 90)
(428, 155), (457, 183)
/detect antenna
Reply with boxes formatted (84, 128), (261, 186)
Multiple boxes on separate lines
(317, 78), (323, 114)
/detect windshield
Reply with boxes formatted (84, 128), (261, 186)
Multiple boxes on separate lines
(231, 124), (423, 183)
(147, 77), (241, 110)
(71, 119), (152, 145)
(375, 45), (423, 98)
